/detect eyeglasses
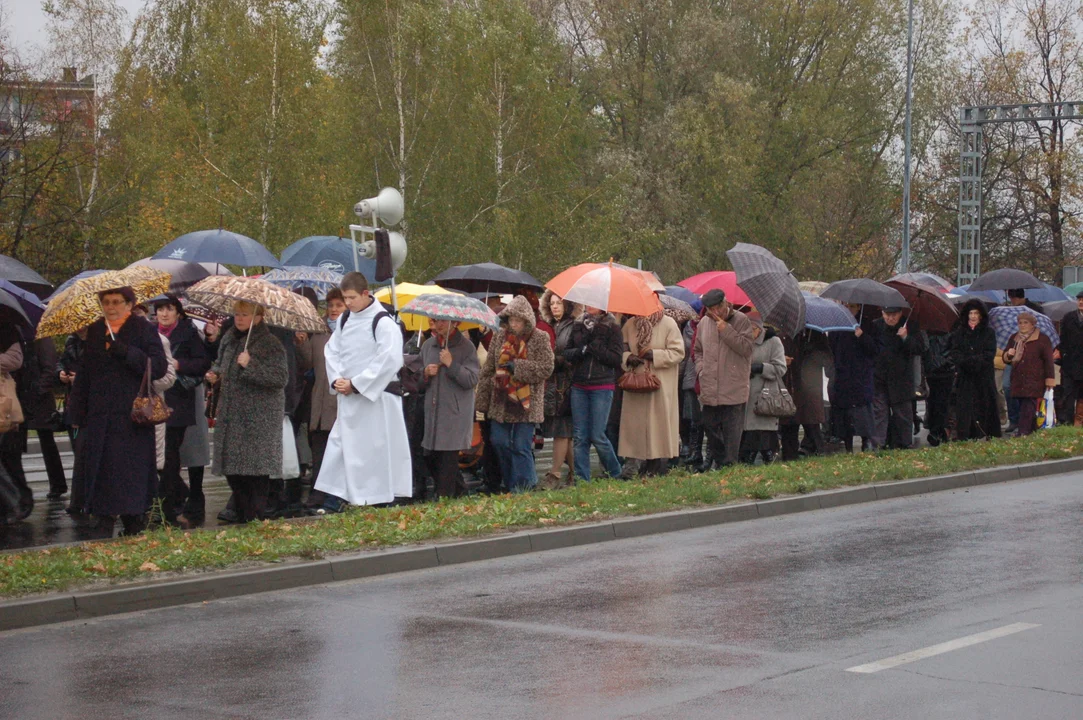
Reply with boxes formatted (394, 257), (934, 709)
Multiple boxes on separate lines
(101, 298), (129, 307)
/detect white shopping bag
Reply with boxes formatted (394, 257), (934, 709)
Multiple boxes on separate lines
(1039, 388), (1056, 430)
(274, 415), (300, 479)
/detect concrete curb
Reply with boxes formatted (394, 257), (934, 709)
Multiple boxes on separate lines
(4, 456), (1083, 632)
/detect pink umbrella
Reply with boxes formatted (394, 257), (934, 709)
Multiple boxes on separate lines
(677, 271), (752, 307)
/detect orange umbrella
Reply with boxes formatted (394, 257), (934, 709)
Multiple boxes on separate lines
(546, 263), (663, 316)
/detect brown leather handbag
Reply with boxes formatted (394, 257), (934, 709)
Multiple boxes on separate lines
(618, 359), (662, 394)
(131, 358), (173, 426)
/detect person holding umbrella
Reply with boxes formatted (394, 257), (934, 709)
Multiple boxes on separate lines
(205, 301), (288, 522)
(1003, 312), (1056, 436)
(1054, 290), (1083, 426)
(420, 318), (480, 498)
(565, 304), (625, 482)
(829, 305), (877, 453)
(871, 305), (926, 449)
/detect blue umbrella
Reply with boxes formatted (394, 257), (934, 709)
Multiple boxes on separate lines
(47, 270), (108, 301)
(279, 236), (390, 287)
(663, 285), (703, 312)
(0, 279), (45, 324)
(954, 284), (1005, 304)
(153, 229), (281, 268)
(1025, 282), (1070, 303)
(262, 266), (343, 299)
(0, 286), (33, 329)
(803, 292), (858, 333)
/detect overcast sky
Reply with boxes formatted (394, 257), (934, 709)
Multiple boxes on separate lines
(5, 0), (146, 53)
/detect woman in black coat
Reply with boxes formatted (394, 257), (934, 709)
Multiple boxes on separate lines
(829, 308), (877, 453)
(948, 299), (1001, 441)
(154, 295), (210, 525)
(69, 287), (167, 536)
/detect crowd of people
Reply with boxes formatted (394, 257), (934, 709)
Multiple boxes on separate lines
(0, 271), (1079, 531)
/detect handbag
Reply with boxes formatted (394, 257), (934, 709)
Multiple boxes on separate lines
(0, 371), (24, 433)
(618, 360), (662, 394)
(131, 358), (173, 426)
(753, 377), (797, 418)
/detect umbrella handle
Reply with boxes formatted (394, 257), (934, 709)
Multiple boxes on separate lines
(99, 299), (115, 341)
(244, 327), (251, 353)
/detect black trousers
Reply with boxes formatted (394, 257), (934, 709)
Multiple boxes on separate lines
(425, 450), (463, 499)
(0, 431), (31, 513)
(23, 428), (67, 495)
(739, 430), (778, 464)
(1059, 374), (1083, 424)
(480, 420), (504, 493)
(702, 403), (745, 467)
(305, 429), (331, 508)
(925, 376), (954, 443)
(160, 426), (189, 520)
(68, 430), (87, 513)
(780, 423), (825, 461)
(227, 474), (269, 522)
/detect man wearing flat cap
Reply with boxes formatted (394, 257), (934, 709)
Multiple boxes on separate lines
(871, 305), (925, 449)
(1055, 289), (1083, 425)
(694, 289), (755, 470)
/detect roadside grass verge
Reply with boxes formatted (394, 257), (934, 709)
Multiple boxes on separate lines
(2, 427), (1082, 597)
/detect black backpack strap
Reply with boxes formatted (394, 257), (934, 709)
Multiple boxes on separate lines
(370, 311), (404, 396)
(339, 309), (351, 330)
(371, 311), (392, 338)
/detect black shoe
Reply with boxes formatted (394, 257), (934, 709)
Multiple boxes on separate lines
(46, 489), (67, 500)
(1004, 423), (1018, 434)
(217, 507), (240, 524)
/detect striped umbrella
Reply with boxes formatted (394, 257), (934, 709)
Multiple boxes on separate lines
(261, 266), (344, 299)
(725, 243), (806, 337)
(186, 276), (327, 336)
(36, 266), (172, 339)
(401, 293), (500, 331)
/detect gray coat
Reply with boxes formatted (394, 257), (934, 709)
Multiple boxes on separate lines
(298, 331), (337, 431)
(420, 330), (480, 451)
(211, 321), (288, 477)
(744, 333), (788, 431)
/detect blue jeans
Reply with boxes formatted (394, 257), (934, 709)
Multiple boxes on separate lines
(489, 422), (536, 493)
(1003, 365), (1020, 425)
(571, 387), (623, 480)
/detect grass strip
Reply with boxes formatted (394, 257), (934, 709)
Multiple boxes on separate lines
(3, 427), (1082, 597)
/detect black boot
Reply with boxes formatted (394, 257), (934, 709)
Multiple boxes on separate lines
(685, 423), (704, 469)
(120, 513), (147, 536)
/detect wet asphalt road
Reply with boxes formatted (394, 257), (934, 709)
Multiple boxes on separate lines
(1, 473), (1080, 719)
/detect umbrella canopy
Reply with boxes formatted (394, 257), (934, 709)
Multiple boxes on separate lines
(126, 257), (210, 291)
(949, 292), (999, 309)
(47, 269), (108, 301)
(185, 276), (326, 334)
(0, 254), (53, 298)
(432, 262), (543, 294)
(375, 283), (467, 331)
(0, 279), (45, 325)
(676, 271), (752, 307)
(663, 285), (703, 312)
(279, 235), (389, 286)
(1024, 282), (1070, 303)
(198, 262), (235, 276)
(1042, 300), (1078, 323)
(658, 293), (696, 323)
(798, 280), (830, 296)
(988, 305), (1059, 348)
(261, 266), (343, 299)
(0, 287), (33, 329)
(725, 243), (806, 337)
(802, 292), (857, 333)
(887, 272), (955, 293)
(546, 263), (663, 317)
(36, 267), (172, 338)
(968, 268), (1044, 292)
(1062, 281), (1083, 298)
(401, 293), (499, 331)
(885, 279), (959, 334)
(153, 229), (281, 268)
(821, 278), (909, 309)
(611, 263), (666, 292)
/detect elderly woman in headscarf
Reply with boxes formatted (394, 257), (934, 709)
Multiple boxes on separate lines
(68, 286), (168, 536)
(740, 316), (787, 464)
(619, 308), (685, 477)
(1003, 311), (1055, 436)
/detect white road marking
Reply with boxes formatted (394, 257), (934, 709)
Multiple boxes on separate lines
(846, 622), (1041, 674)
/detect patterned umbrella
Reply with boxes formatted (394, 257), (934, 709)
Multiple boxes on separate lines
(185, 276), (327, 334)
(47, 270), (108, 301)
(725, 243), (806, 337)
(261, 266), (343, 299)
(798, 280), (830, 296)
(658, 293), (696, 323)
(802, 292), (857, 333)
(36, 266), (172, 339)
(402, 293), (500, 331)
(988, 305), (1059, 349)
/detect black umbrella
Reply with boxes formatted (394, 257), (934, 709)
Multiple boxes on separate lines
(0, 254), (53, 298)
(127, 258), (210, 291)
(968, 268), (1044, 292)
(432, 262), (543, 294)
(821, 278), (909, 309)
(152, 229), (281, 269)
(0, 287), (34, 329)
(725, 243), (805, 337)
(1042, 300), (1078, 323)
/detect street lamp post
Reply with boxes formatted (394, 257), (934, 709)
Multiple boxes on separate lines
(902, 0), (915, 273)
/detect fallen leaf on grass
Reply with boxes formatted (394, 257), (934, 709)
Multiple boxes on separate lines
(139, 562), (160, 572)
(87, 563), (107, 573)
(397, 519), (408, 530)
(216, 531), (227, 539)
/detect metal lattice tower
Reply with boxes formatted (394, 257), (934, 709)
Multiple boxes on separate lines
(957, 102), (1083, 285)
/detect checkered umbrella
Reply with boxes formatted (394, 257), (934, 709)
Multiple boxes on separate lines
(402, 293), (500, 331)
(261, 266), (343, 299)
(725, 243), (805, 337)
(988, 305), (1059, 349)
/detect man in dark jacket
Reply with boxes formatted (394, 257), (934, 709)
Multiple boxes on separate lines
(872, 306), (925, 449)
(828, 310), (877, 453)
(18, 338), (67, 498)
(564, 306), (624, 480)
(922, 332), (955, 446)
(1056, 290), (1083, 425)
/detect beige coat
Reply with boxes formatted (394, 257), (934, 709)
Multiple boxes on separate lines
(694, 308), (755, 406)
(298, 332), (337, 431)
(619, 314), (685, 460)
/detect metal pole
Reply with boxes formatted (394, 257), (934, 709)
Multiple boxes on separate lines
(901, 0), (915, 273)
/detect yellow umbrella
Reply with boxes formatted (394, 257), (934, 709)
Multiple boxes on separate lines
(36, 266), (172, 339)
(374, 283), (478, 331)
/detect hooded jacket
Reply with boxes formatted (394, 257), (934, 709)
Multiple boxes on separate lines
(564, 311), (624, 387)
(475, 295), (555, 425)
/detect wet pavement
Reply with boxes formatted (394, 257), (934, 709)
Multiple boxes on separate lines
(1, 473), (1079, 718)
